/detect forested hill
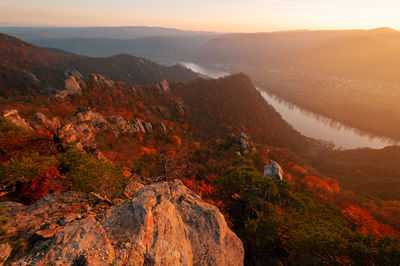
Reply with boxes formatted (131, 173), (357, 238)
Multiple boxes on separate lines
(0, 33), (198, 97)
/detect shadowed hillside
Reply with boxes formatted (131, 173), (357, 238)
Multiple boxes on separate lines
(0, 33), (198, 97)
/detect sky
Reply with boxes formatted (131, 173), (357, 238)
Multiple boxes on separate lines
(0, 0), (399, 32)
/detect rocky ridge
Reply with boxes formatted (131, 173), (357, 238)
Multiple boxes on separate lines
(0, 180), (244, 265)
(2, 107), (163, 159)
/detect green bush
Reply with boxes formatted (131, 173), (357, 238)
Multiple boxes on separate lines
(0, 153), (57, 185)
(219, 165), (400, 265)
(61, 146), (127, 198)
(0, 116), (27, 140)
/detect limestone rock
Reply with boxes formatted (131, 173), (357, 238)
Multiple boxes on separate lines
(160, 79), (169, 92)
(123, 179), (144, 198)
(264, 161), (284, 181)
(175, 99), (186, 117)
(2, 183), (244, 265)
(237, 132), (255, 154)
(2, 109), (32, 131)
(34, 112), (60, 131)
(57, 76), (82, 99)
(37, 216), (115, 266)
(0, 243), (12, 265)
(58, 121), (96, 150)
(102, 180), (244, 265)
(90, 73), (115, 87)
(152, 121), (167, 134)
(131, 118), (147, 133)
(110, 115), (136, 134)
(0, 192), (99, 239)
(76, 110), (107, 126)
(142, 120), (153, 133)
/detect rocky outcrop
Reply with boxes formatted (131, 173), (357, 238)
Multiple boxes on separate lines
(152, 121), (167, 134)
(110, 115), (136, 134)
(56, 110), (107, 151)
(103, 180), (244, 265)
(90, 73), (115, 87)
(0, 181), (244, 265)
(34, 112), (60, 132)
(111, 116), (153, 135)
(237, 132), (255, 154)
(58, 121), (97, 150)
(0, 192), (109, 239)
(123, 179), (144, 198)
(2, 110), (32, 131)
(5, 109), (155, 156)
(37, 216), (115, 265)
(0, 243), (12, 265)
(264, 161), (284, 181)
(57, 76), (82, 99)
(76, 110), (108, 126)
(158, 79), (170, 92)
(175, 99), (186, 117)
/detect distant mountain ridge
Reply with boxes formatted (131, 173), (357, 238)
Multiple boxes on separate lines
(0, 26), (219, 40)
(196, 27), (400, 83)
(30, 35), (218, 63)
(0, 33), (198, 97)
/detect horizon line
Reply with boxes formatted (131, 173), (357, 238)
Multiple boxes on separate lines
(0, 23), (398, 35)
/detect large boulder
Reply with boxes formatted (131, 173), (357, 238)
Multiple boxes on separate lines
(0, 192), (109, 239)
(1, 181), (244, 265)
(123, 179), (145, 198)
(0, 243), (12, 265)
(2, 109), (32, 131)
(76, 110), (107, 126)
(36, 216), (115, 266)
(237, 132), (256, 154)
(34, 112), (61, 131)
(102, 180), (244, 265)
(57, 76), (82, 99)
(110, 115), (136, 134)
(58, 121), (96, 150)
(264, 161), (284, 181)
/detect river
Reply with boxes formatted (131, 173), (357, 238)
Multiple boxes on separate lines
(178, 61), (399, 149)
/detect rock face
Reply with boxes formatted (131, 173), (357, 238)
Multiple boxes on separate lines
(37, 216), (115, 265)
(90, 73), (115, 87)
(159, 79), (170, 92)
(4, 108), (155, 157)
(152, 121), (167, 134)
(237, 132), (255, 154)
(0, 243), (12, 265)
(34, 112), (60, 131)
(1, 181), (244, 265)
(264, 161), (284, 181)
(123, 179), (145, 198)
(58, 121), (97, 150)
(57, 76), (82, 99)
(103, 180), (244, 265)
(2, 110), (32, 131)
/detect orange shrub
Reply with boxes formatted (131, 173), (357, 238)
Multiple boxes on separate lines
(140, 146), (156, 157)
(170, 135), (182, 147)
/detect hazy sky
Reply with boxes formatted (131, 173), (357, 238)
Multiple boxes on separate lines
(1, 0), (399, 32)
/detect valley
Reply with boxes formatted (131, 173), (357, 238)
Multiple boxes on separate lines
(179, 61), (398, 149)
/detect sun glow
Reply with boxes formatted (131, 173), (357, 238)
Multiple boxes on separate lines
(0, 0), (399, 32)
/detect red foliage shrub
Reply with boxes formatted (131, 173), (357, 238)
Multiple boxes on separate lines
(9, 166), (70, 205)
(169, 135), (182, 147)
(343, 205), (400, 237)
(140, 147), (156, 157)
(292, 164), (307, 176)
